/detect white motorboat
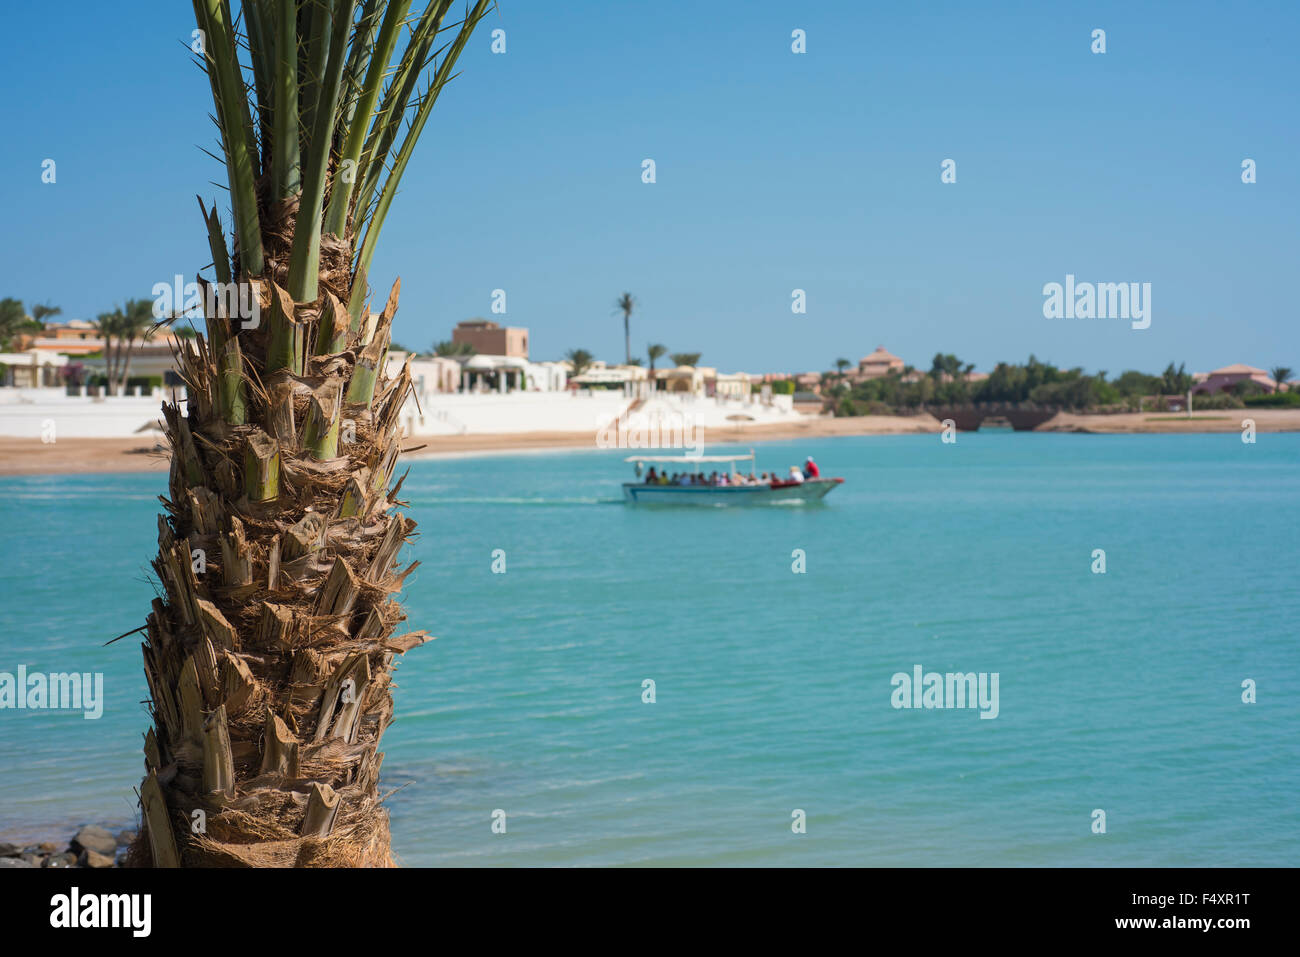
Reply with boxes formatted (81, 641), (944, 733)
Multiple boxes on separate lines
(622, 452), (843, 505)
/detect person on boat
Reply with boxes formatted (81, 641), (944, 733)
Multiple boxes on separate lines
(646, 467), (658, 484)
(804, 457), (820, 479)
(787, 465), (805, 484)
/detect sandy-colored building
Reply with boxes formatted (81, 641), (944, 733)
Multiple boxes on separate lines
(452, 319), (528, 359)
(794, 372), (822, 393)
(857, 345), (905, 379)
(1191, 364), (1277, 395)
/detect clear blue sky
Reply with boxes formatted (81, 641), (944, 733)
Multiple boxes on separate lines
(1, 0), (1296, 375)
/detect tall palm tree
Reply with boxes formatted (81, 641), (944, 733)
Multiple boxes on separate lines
(131, 0), (492, 869)
(614, 292), (635, 365)
(834, 357), (850, 378)
(99, 298), (155, 395)
(1270, 366), (1292, 393)
(94, 310), (124, 394)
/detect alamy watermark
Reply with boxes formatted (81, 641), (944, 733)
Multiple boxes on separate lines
(49, 888), (150, 937)
(891, 664), (999, 719)
(597, 411), (704, 455)
(1042, 274), (1150, 330)
(151, 274), (260, 329)
(0, 666), (104, 719)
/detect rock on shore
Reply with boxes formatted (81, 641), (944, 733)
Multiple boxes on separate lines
(0, 825), (129, 869)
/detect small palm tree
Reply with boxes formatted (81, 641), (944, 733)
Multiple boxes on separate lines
(647, 343), (667, 389)
(433, 339), (475, 358)
(1270, 366), (1292, 393)
(95, 299), (154, 395)
(115, 299), (155, 394)
(30, 302), (62, 325)
(0, 298), (28, 349)
(614, 292), (635, 365)
(566, 348), (595, 377)
(670, 352), (701, 368)
(834, 358), (850, 378)
(94, 310), (123, 394)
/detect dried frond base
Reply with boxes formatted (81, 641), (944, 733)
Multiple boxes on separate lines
(132, 273), (421, 868)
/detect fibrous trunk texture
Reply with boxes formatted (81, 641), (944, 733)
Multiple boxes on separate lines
(130, 236), (425, 867)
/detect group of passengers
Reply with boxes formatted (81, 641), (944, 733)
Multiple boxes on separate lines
(643, 457), (820, 487)
(644, 468), (766, 486)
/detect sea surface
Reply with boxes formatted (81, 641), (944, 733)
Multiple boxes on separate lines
(1, 432), (1296, 865)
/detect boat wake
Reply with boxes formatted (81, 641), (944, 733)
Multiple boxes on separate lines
(415, 496), (624, 507)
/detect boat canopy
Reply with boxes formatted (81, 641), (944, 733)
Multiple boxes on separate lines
(624, 451), (754, 464)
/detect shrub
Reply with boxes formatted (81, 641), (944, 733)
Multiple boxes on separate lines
(1244, 391), (1300, 408)
(1191, 392), (1245, 410)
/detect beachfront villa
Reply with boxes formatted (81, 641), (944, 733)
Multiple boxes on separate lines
(714, 371), (753, 398)
(0, 348), (69, 387)
(857, 345), (906, 380)
(655, 364), (706, 394)
(8, 319), (189, 385)
(395, 351), (570, 394)
(13, 318), (103, 355)
(651, 365), (758, 398)
(1191, 363), (1278, 394)
(571, 360), (648, 391)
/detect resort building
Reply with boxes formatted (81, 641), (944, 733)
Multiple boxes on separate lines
(13, 319), (102, 354)
(0, 349), (69, 387)
(9, 319), (188, 384)
(395, 353), (461, 394)
(394, 352), (569, 394)
(451, 318), (528, 359)
(857, 345), (905, 379)
(655, 364), (708, 395)
(571, 360), (647, 391)
(1191, 364), (1277, 394)
(714, 371), (754, 398)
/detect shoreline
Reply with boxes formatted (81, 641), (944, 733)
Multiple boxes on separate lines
(1, 409), (1296, 477)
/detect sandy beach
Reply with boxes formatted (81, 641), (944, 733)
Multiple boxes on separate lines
(1037, 408), (1300, 434)
(2, 409), (1296, 476)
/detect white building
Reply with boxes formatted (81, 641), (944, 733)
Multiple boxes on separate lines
(0, 349), (70, 388)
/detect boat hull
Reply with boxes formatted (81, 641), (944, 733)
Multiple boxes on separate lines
(622, 478), (842, 505)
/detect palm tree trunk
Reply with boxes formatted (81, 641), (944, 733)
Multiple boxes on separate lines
(624, 315), (630, 365)
(128, 0), (490, 869)
(131, 273), (418, 868)
(105, 334), (118, 395)
(117, 336), (134, 395)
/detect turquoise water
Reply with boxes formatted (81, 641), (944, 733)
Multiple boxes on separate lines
(1, 433), (1296, 865)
